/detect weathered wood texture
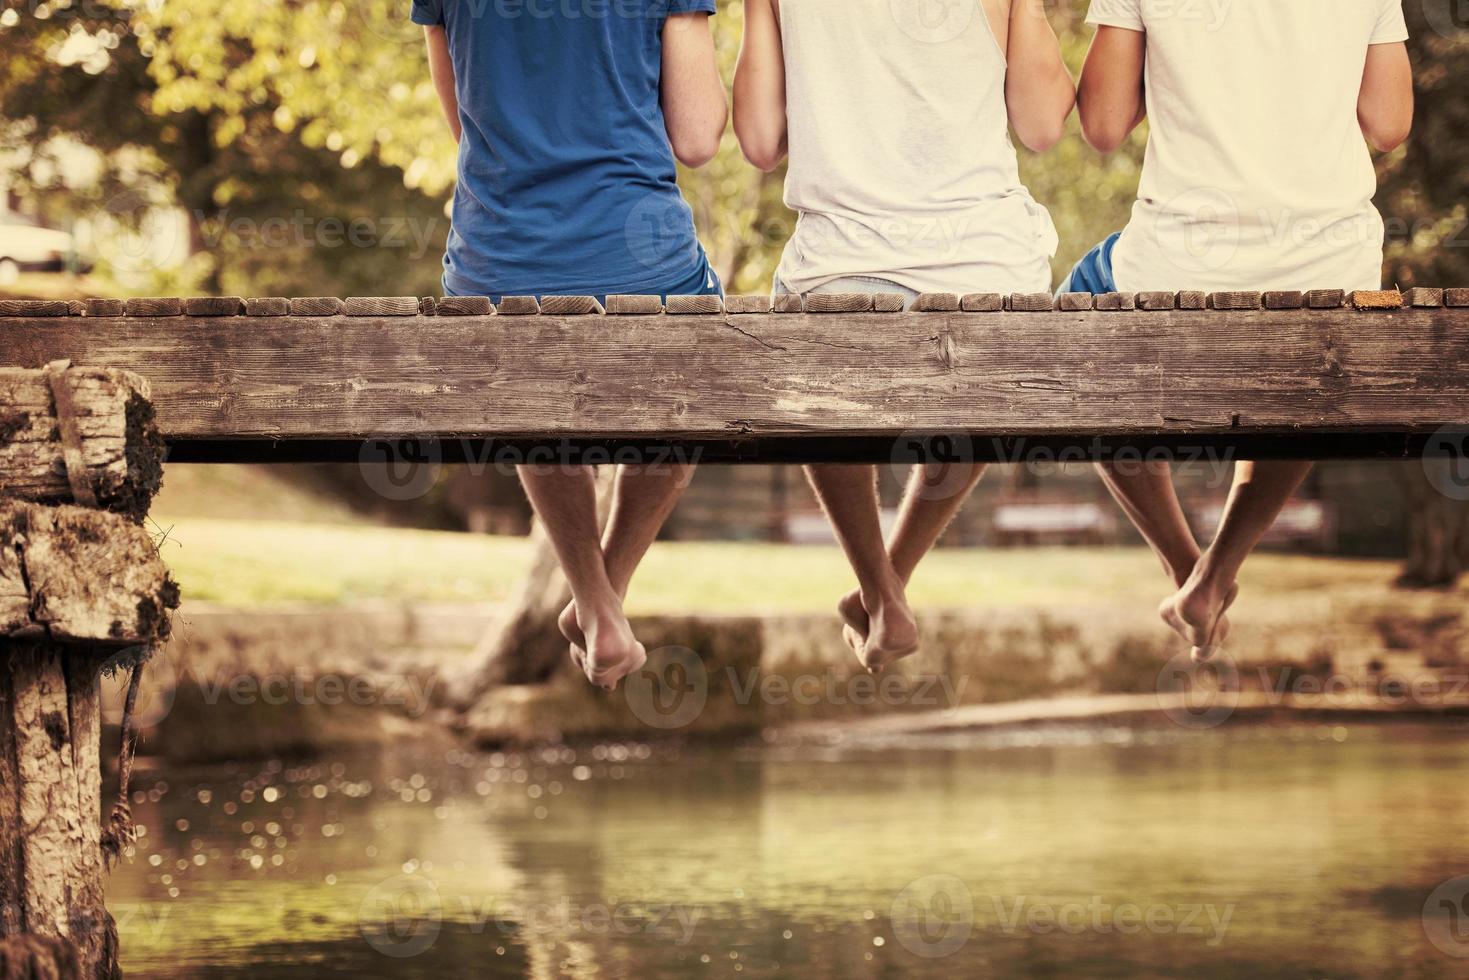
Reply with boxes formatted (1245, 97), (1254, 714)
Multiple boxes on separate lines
(0, 503), (178, 646)
(0, 368), (164, 519)
(0, 645), (119, 980)
(2, 306), (1468, 460)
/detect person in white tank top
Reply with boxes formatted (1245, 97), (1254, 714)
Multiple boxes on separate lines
(733, 0), (1074, 670)
(1066, 0), (1414, 661)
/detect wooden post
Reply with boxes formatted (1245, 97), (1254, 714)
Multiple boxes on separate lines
(0, 365), (174, 980)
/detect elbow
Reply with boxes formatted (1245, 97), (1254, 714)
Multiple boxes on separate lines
(1017, 119), (1067, 154)
(672, 133), (722, 169)
(1363, 115), (1412, 153)
(733, 118), (785, 172)
(1079, 116), (1127, 155)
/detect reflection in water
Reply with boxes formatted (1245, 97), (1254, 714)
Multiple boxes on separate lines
(108, 721), (1469, 978)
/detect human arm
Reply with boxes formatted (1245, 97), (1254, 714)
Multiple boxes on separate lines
(1076, 25), (1146, 154)
(424, 25), (461, 143)
(662, 12), (728, 168)
(732, 0), (788, 172)
(1004, 0), (1076, 152)
(1357, 42), (1413, 152)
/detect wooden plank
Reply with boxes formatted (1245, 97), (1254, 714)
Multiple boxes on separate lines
(772, 294), (804, 314)
(606, 295), (663, 316)
(1137, 292), (1175, 311)
(1008, 293), (1053, 313)
(289, 297), (344, 316)
(666, 295), (723, 315)
(1446, 288), (1469, 308)
(82, 299), (125, 318)
(805, 294), (873, 314)
(873, 293), (907, 313)
(1094, 292), (1135, 311)
(5, 309), (1468, 461)
(419, 297), (437, 316)
(0, 301), (69, 318)
(124, 298), (182, 317)
(726, 296), (772, 315)
(184, 296), (244, 317)
(245, 297), (290, 317)
(960, 293), (1004, 312)
(437, 296), (495, 316)
(914, 293), (960, 313)
(1177, 291), (1207, 311)
(1352, 289), (1403, 311)
(1263, 291), (1304, 310)
(1404, 287), (1444, 308)
(1308, 289), (1345, 309)
(1057, 293), (1093, 313)
(345, 296), (419, 317)
(497, 296), (541, 316)
(1209, 292), (1261, 310)
(540, 295), (605, 316)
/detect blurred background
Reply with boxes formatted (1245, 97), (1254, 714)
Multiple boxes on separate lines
(4, 1), (1469, 977)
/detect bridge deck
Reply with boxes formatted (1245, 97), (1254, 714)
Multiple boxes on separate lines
(2, 291), (1466, 463)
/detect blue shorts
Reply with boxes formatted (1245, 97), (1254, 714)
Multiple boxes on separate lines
(444, 256), (722, 306)
(1056, 232), (1122, 296)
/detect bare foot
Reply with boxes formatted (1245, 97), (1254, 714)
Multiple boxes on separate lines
(1160, 578), (1240, 662)
(859, 589), (920, 673)
(837, 590), (868, 658)
(561, 602), (646, 690)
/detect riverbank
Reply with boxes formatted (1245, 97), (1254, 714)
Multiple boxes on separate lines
(121, 514), (1468, 759)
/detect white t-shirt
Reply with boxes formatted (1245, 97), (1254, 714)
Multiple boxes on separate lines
(1087, 0), (1409, 293)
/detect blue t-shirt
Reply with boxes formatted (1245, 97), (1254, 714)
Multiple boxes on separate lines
(411, 0), (719, 298)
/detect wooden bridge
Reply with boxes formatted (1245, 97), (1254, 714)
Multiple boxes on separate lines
(3, 286), (1468, 464)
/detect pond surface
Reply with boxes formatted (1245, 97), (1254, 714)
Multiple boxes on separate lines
(109, 720), (1469, 978)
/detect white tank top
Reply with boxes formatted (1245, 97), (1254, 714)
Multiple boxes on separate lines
(774, 0), (1058, 296)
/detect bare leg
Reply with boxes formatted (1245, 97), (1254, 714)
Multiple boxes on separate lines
(839, 462), (987, 651)
(518, 463), (644, 689)
(1163, 460), (1311, 658)
(805, 464), (919, 670)
(559, 462), (694, 656)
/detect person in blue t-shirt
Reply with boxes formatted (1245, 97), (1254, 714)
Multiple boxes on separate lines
(414, 0), (726, 690)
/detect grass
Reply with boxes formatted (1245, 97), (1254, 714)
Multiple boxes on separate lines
(151, 513), (1410, 613)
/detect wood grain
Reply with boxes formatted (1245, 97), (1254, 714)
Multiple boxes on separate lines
(1446, 289), (1469, 308)
(1009, 293), (1054, 313)
(345, 297), (420, 317)
(1095, 293), (1136, 311)
(873, 293), (908, 313)
(1405, 287), (1444, 308)
(606, 295), (664, 316)
(185, 297), (244, 317)
(1177, 291), (1208, 311)
(1263, 291), (1304, 310)
(289, 297), (344, 316)
(436, 296), (495, 316)
(666, 295), (723, 315)
(772, 295), (804, 314)
(245, 297), (290, 317)
(124, 298), (183, 317)
(960, 293), (1004, 312)
(726, 296), (772, 315)
(1136, 292), (1175, 311)
(0, 301), (69, 318)
(497, 296), (542, 316)
(914, 293), (960, 313)
(1308, 289), (1346, 309)
(540, 296), (605, 316)
(805, 294), (874, 314)
(1057, 293), (1093, 312)
(1209, 292), (1262, 310)
(82, 299), (125, 318)
(4, 310), (1467, 461)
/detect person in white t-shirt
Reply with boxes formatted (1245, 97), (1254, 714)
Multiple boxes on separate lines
(734, 0), (1074, 671)
(1061, 0), (1414, 659)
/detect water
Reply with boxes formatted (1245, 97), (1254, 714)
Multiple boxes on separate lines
(109, 721), (1469, 978)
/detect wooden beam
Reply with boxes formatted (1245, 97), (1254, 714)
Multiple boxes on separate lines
(2, 305), (1467, 462)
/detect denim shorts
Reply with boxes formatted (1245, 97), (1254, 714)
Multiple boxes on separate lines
(772, 274), (921, 310)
